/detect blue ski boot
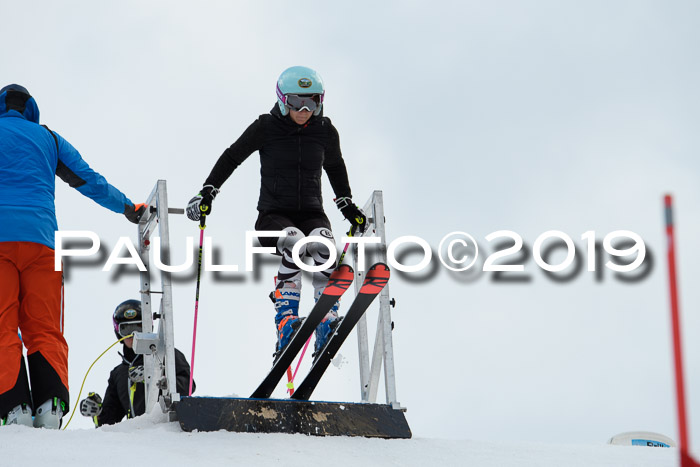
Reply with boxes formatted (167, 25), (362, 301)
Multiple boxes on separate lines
(313, 292), (342, 361)
(273, 285), (303, 361)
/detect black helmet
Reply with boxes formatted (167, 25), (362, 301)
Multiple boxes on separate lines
(0, 84), (30, 96)
(112, 299), (143, 339)
(1, 84), (39, 123)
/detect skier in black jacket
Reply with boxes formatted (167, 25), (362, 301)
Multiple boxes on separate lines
(78, 300), (194, 426)
(186, 66), (366, 359)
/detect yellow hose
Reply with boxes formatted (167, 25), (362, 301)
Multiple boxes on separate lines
(62, 334), (133, 430)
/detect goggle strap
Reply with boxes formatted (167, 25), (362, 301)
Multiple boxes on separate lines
(276, 84), (287, 104)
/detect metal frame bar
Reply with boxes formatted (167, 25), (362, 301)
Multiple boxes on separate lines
(136, 180), (182, 414)
(133, 184), (403, 413)
(353, 191), (403, 410)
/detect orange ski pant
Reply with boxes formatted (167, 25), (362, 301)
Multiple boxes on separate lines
(0, 242), (67, 396)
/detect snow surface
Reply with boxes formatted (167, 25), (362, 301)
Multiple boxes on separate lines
(3, 410), (678, 467)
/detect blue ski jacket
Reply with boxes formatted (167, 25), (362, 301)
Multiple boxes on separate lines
(0, 87), (134, 249)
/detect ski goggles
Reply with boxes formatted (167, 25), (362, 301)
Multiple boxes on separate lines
(284, 93), (323, 112)
(117, 321), (142, 338)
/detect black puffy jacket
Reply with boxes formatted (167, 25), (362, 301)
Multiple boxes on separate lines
(95, 346), (194, 426)
(204, 104), (352, 212)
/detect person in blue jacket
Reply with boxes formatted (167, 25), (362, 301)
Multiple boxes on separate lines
(0, 84), (146, 429)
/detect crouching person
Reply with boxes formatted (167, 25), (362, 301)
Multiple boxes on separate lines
(79, 300), (194, 427)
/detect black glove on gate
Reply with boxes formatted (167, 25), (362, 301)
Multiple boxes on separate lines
(335, 197), (367, 233)
(128, 365), (145, 383)
(186, 185), (219, 221)
(80, 392), (103, 417)
(124, 203), (147, 224)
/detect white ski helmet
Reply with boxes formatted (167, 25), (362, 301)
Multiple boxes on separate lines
(276, 66), (325, 116)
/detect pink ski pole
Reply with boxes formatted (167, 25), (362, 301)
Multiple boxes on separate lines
(189, 211), (207, 396)
(291, 336), (313, 385)
(286, 226), (357, 392)
(337, 226), (356, 266)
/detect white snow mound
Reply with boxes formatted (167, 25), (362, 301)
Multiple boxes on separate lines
(3, 410), (679, 467)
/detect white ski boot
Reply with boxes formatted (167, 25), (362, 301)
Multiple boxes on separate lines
(33, 398), (64, 429)
(2, 403), (33, 427)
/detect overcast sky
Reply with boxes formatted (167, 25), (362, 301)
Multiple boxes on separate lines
(4, 0), (700, 446)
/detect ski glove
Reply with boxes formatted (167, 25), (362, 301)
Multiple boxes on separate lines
(79, 392), (103, 417)
(128, 365), (145, 383)
(124, 203), (147, 224)
(335, 197), (367, 233)
(186, 185), (219, 221)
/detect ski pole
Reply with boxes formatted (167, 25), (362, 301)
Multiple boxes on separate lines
(286, 366), (295, 395)
(291, 336), (312, 384)
(189, 209), (207, 396)
(286, 226), (358, 393)
(338, 225), (357, 266)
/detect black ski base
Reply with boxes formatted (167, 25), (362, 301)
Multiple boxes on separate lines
(175, 396), (412, 439)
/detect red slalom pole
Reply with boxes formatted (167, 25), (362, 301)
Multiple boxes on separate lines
(664, 195), (699, 467)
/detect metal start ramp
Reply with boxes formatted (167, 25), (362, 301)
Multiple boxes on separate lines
(175, 396), (411, 439)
